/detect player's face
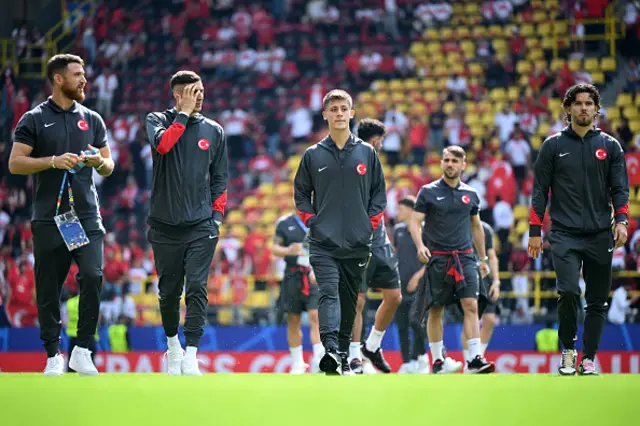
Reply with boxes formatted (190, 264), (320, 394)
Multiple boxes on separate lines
(193, 81), (205, 113)
(568, 92), (598, 127)
(441, 152), (466, 179)
(368, 135), (384, 151)
(323, 100), (354, 131)
(59, 62), (86, 102)
(397, 204), (412, 222)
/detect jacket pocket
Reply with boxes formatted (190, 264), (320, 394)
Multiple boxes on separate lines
(309, 216), (334, 247)
(344, 207), (373, 249)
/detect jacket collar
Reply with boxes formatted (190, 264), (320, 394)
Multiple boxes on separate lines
(46, 97), (79, 113)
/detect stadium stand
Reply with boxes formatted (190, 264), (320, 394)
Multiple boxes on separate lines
(1, 0), (639, 331)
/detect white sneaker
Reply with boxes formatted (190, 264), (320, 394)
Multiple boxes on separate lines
(558, 349), (577, 376)
(44, 354), (65, 376)
(310, 356), (322, 373)
(181, 354), (203, 376)
(68, 347), (99, 376)
(415, 354), (431, 374)
(443, 357), (463, 373)
(290, 362), (308, 374)
(166, 348), (184, 376)
(362, 359), (377, 375)
(398, 362), (415, 374)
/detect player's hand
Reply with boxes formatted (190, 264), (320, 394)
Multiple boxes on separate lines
(289, 243), (304, 256)
(176, 83), (198, 116)
(309, 270), (318, 286)
(489, 281), (500, 301)
(417, 245), (431, 263)
(53, 153), (81, 170)
(82, 145), (103, 168)
(479, 261), (490, 279)
(614, 223), (628, 248)
(527, 236), (543, 259)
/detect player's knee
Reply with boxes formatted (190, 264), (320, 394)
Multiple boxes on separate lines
(429, 306), (444, 319)
(78, 270), (102, 286)
(287, 314), (301, 327)
(307, 309), (319, 324)
(356, 293), (366, 313)
(460, 298), (478, 315)
(383, 289), (402, 306)
(585, 302), (608, 315)
(482, 313), (497, 328)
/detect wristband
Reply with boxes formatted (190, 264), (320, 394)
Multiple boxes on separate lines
(51, 156), (56, 169)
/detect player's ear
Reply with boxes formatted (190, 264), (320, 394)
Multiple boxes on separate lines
(349, 109), (355, 119)
(322, 110), (327, 121)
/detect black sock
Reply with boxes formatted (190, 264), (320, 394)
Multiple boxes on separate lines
(557, 292), (580, 350)
(583, 302), (607, 360)
(44, 341), (60, 358)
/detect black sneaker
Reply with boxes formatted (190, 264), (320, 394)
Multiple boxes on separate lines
(349, 358), (363, 374)
(361, 343), (391, 373)
(319, 350), (340, 376)
(466, 355), (495, 374)
(339, 352), (355, 376)
(432, 359), (444, 374)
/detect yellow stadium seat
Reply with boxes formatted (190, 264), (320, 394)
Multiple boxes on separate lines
(472, 26), (487, 38)
(243, 195), (259, 209)
(518, 75), (529, 87)
(443, 102), (456, 115)
(226, 210), (243, 225)
(623, 106), (639, 119)
(423, 28), (439, 40)
(537, 121), (550, 137)
(568, 59), (582, 72)
(549, 58), (566, 73)
(372, 80), (388, 92)
(428, 164), (441, 179)
(521, 24), (535, 37)
(531, 136), (543, 150)
(258, 182), (274, 196)
(482, 113), (495, 126)
(617, 94), (633, 107)
(244, 291), (270, 308)
(410, 42), (426, 55)
(533, 10), (548, 22)
(528, 48), (544, 61)
(441, 27), (454, 40)
(376, 92), (389, 104)
(287, 156), (301, 170)
(389, 80), (404, 91)
(470, 125), (485, 138)
(537, 22), (552, 37)
(591, 72), (605, 85)
(513, 205), (529, 220)
(466, 115), (481, 126)
(465, 3), (479, 14)
(421, 79), (436, 90)
(489, 88), (507, 103)
(217, 308), (234, 325)
(468, 62), (484, 76)
(424, 91), (438, 103)
(584, 58), (600, 73)
(629, 121), (640, 133)
(516, 220), (529, 235)
(601, 57), (617, 72)
(635, 95), (640, 107)
(516, 60), (532, 75)
(405, 78), (420, 91)
(411, 103), (427, 116)
(553, 21), (568, 35)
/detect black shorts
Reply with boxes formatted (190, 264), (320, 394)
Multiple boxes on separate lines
(477, 271), (501, 317)
(281, 269), (319, 315)
(424, 253), (478, 308)
(360, 245), (401, 293)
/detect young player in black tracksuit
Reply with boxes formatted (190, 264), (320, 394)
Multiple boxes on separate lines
(294, 90), (387, 376)
(145, 71), (228, 376)
(528, 84), (629, 376)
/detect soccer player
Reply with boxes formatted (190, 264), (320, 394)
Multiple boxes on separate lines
(461, 220), (501, 371)
(348, 118), (401, 374)
(145, 71), (228, 376)
(409, 146), (495, 374)
(272, 209), (324, 374)
(393, 196), (431, 374)
(294, 89), (387, 375)
(9, 54), (114, 376)
(528, 84), (629, 376)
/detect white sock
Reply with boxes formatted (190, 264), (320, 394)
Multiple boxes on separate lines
(185, 346), (197, 358)
(167, 335), (181, 350)
(468, 338), (482, 359)
(313, 343), (325, 359)
(463, 349), (470, 362)
(290, 345), (304, 365)
(365, 328), (385, 352)
(481, 343), (488, 355)
(429, 341), (444, 361)
(349, 342), (361, 361)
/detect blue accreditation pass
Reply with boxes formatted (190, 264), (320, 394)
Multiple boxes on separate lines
(54, 172), (89, 251)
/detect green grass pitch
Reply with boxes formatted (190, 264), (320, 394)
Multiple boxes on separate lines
(1, 374), (638, 426)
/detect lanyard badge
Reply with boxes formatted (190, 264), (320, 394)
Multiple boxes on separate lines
(53, 172), (90, 251)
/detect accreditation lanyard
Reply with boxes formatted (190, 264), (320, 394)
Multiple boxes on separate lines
(55, 172), (75, 215)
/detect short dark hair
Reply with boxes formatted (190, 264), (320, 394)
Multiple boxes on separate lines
(322, 89), (353, 110)
(170, 70), (201, 90)
(46, 54), (84, 84)
(399, 195), (416, 209)
(443, 145), (466, 160)
(562, 84), (601, 123)
(357, 118), (386, 142)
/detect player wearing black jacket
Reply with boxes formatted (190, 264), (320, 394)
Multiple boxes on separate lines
(294, 90), (387, 375)
(528, 84), (629, 376)
(145, 71), (228, 376)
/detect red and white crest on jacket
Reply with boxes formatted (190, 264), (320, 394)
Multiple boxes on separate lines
(461, 194), (471, 204)
(595, 148), (607, 160)
(356, 163), (367, 175)
(77, 120), (89, 131)
(198, 139), (210, 150)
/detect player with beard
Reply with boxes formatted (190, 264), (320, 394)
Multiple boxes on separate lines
(347, 118), (401, 374)
(409, 146), (495, 374)
(528, 84), (629, 375)
(10, 54), (115, 376)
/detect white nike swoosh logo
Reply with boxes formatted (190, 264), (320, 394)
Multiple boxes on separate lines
(358, 262), (367, 267)
(319, 166), (328, 172)
(437, 197), (445, 200)
(288, 226), (296, 231)
(209, 235), (216, 239)
(559, 153), (570, 157)
(608, 247), (614, 252)
(45, 123), (55, 128)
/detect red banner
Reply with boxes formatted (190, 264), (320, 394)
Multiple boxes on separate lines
(1, 351), (639, 374)
(626, 153), (640, 186)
